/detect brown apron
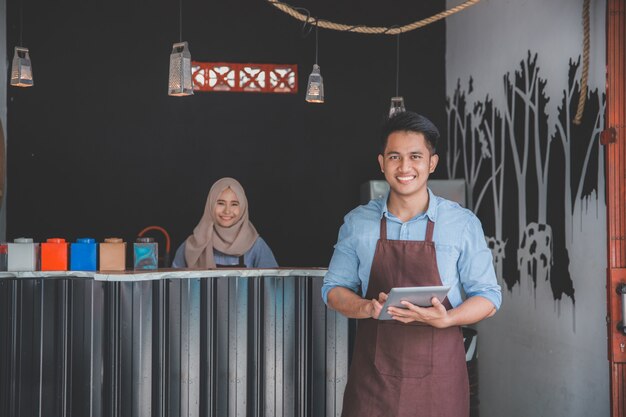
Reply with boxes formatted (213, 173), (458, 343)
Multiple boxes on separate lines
(341, 217), (469, 417)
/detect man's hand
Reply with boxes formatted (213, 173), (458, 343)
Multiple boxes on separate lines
(327, 287), (389, 319)
(387, 297), (451, 328)
(366, 292), (388, 319)
(387, 295), (497, 328)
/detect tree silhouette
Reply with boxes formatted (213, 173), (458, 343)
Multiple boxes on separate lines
(446, 78), (491, 211)
(445, 79), (465, 180)
(444, 51), (606, 305)
(554, 57), (606, 244)
(478, 97), (506, 281)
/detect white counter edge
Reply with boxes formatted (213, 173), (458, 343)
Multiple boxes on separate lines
(0, 269), (329, 281)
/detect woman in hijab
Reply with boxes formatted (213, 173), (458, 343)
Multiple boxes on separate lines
(172, 177), (278, 268)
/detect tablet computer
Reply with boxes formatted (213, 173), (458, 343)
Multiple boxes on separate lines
(378, 285), (451, 320)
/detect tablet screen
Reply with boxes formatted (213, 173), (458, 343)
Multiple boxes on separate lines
(378, 285), (451, 320)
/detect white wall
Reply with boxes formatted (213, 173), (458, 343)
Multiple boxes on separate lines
(446, 1), (609, 416)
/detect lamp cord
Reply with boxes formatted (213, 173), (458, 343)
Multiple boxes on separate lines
(315, 22), (319, 64)
(19, 0), (23, 46)
(396, 33), (400, 96)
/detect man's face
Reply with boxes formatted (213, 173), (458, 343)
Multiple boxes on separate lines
(377, 131), (439, 199)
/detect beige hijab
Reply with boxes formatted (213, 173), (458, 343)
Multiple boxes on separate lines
(184, 178), (259, 268)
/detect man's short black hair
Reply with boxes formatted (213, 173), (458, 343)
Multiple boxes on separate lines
(380, 111), (440, 154)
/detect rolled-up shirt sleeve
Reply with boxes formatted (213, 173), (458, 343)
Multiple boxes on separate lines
(322, 214), (362, 305)
(457, 215), (502, 310)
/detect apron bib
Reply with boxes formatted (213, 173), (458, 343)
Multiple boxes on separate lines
(341, 218), (469, 417)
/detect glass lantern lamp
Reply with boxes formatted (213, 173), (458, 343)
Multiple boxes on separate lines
(389, 96), (406, 117)
(305, 64), (324, 103)
(10, 46), (34, 87)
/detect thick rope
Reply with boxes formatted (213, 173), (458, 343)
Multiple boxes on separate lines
(266, 0), (481, 35)
(573, 0), (590, 125)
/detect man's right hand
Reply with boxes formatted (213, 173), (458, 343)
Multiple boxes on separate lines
(367, 292), (388, 319)
(327, 287), (389, 319)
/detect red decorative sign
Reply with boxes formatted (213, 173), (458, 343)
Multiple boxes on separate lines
(191, 62), (298, 93)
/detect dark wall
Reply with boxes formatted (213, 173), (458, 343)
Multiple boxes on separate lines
(6, 0), (446, 266)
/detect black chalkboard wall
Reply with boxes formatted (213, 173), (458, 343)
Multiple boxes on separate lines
(6, 0), (446, 267)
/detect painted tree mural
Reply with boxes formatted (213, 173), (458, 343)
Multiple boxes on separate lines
(445, 79), (492, 212)
(445, 80), (465, 181)
(479, 97), (506, 282)
(446, 50), (605, 305)
(502, 65), (529, 248)
(504, 53), (554, 289)
(555, 57), (606, 246)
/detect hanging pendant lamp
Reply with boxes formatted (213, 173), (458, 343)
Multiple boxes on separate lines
(11, 47), (34, 87)
(389, 33), (405, 116)
(306, 22), (324, 103)
(10, 0), (33, 88)
(168, 0), (193, 96)
(389, 97), (406, 117)
(168, 41), (193, 96)
(306, 64), (324, 103)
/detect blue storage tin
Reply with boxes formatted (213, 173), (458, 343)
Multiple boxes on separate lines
(70, 238), (98, 271)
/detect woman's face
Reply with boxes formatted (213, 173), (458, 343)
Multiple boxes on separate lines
(214, 187), (241, 228)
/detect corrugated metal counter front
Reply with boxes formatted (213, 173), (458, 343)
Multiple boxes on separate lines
(0, 269), (349, 417)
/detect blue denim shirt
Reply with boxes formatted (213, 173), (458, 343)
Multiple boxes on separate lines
(322, 189), (502, 310)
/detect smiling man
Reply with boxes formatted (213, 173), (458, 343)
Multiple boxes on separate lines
(322, 111), (502, 417)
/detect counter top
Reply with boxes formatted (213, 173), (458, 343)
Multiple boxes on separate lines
(0, 268), (328, 281)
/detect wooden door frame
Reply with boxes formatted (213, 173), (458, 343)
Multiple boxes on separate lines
(605, 1), (626, 416)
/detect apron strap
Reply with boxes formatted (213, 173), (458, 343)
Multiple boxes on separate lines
(379, 217), (387, 240)
(238, 255), (245, 267)
(382, 217), (435, 241)
(425, 219), (435, 242)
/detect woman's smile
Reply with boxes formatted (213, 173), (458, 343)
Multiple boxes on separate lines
(214, 187), (241, 227)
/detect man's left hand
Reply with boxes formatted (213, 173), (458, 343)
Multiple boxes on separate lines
(387, 297), (451, 328)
